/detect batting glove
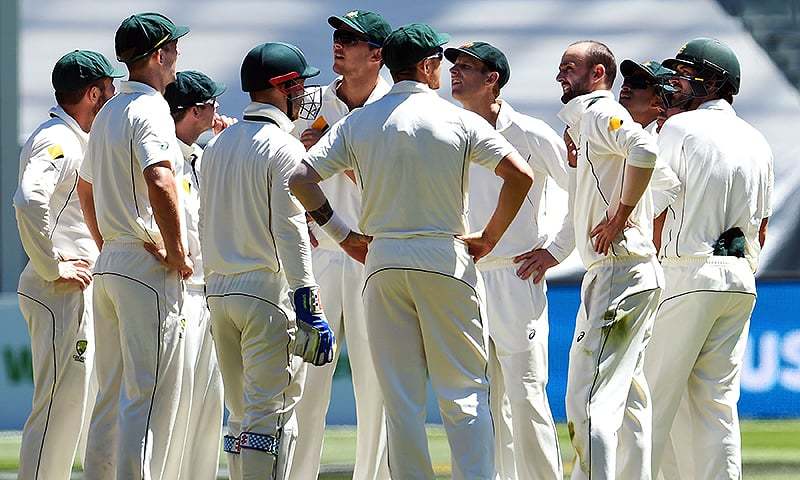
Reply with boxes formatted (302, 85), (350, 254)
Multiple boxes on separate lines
(292, 286), (335, 366)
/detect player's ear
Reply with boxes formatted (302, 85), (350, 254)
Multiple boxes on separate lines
(592, 63), (606, 84)
(370, 47), (383, 65)
(486, 71), (500, 89)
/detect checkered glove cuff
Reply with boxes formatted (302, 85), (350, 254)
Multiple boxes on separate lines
(223, 435), (240, 454)
(239, 431), (279, 456)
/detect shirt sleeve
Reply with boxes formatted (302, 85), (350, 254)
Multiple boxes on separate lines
(590, 108), (658, 169)
(467, 115), (516, 171)
(132, 113), (180, 171)
(525, 123), (570, 191)
(761, 147), (774, 219)
(304, 118), (353, 180)
(653, 122), (687, 215)
(545, 167), (576, 263)
(13, 136), (72, 281)
(270, 139), (317, 290)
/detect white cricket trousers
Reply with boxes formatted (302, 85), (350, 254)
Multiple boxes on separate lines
(206, 268), (302, 480)
(17, 263), (94, 480)
(566, 255), (662, 480)
(479, 261), (562, 480)
(646, 257), (756, 480)
(165, 284), (223, 480)
(84, 241), (185, 480)
(363, 237), (494, 480)
(291, 248), (388, 480)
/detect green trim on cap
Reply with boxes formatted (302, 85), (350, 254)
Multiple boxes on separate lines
(52, 50), (125, 92)
(382, 23), (450, 72)
(164, 70), (226, 111)
(328, 10), (392, 46)
(115, 12), (190, 64)
(444, 41), (511, 88)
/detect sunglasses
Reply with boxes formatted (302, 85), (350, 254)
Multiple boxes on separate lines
(333, 30), (380, 48)
(424, 48), (444, 62)
(176, 98), (218, 110)
(621, 76), (652, 90)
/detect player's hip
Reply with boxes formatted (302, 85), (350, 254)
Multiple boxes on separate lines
(660, 255), (755, 298)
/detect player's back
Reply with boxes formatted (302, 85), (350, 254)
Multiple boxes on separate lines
(658, 100), (772, 268)
(83, 81), (183, 245)
(337, 80), (511, 239)
(200, 110), (305, 277)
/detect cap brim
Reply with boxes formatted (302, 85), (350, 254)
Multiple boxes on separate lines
(435, 32), (450, 47)
(444, 47), (480, 64)
(328, 16), (365, 35)
(212, 82), (227, 97)
(109, 66), (127, 78)
(662, 57), (694, 70)
(170, 25), (190, 41)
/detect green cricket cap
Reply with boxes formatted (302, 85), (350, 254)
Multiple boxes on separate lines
(328, 10), (392, 46)
(663, 38), (741, 94)
(620, 59), (675, 80)
(52, 50), (125, 92)
(241, 42), (320, 92)
(164, 70), (226, 112)
(382, 23), (450, 72)
(115, 12), (190, 64)
(444, 41), (511, 88)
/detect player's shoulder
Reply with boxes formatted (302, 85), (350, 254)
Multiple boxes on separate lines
(28, 117), (81, 154)
(505, 107), (560, 141)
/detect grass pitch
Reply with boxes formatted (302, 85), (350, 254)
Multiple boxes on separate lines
(0, 420), (798, 478)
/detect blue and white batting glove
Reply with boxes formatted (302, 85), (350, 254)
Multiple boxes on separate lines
(292, 286), (335, 366)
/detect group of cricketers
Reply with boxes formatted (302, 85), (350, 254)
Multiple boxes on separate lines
(13, 7), (773, 480)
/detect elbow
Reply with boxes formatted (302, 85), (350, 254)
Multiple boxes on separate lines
(287, 170), (303, 195)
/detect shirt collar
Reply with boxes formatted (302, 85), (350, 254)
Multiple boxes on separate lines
(119, 80), (161, 96)
(557, 90), (614, 128)
(48, 105), (89, 143)
(495, 99), (516, 132)
(697, 98), (736, 115)
(326, 75), (393, 107)
(386, 80), (436, 96)
(178, 139), (199, 159)
(242, 102), (295, 132)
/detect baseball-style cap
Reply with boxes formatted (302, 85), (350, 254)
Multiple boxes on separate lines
(620, 59), (675, 80)
(52, 50), (125, 92)
(164, 70), (226, 112)
(115, 12), (190, 64)
(328, 10), (392, 46)
(241, 42), (320, 92)
(382, 23), (450, 72)
(444, 41), (511, 88)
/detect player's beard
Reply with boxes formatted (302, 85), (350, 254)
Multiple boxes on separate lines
(560, 75), (592, 104)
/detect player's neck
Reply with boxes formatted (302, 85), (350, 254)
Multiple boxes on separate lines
(462, 96), (501, 128)
(632, 112), (657, 127)
(129, 70), (169, 94)
(62, 105), (93, 133)
(337, 73), (379, 111)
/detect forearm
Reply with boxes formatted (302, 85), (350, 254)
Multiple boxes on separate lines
(145, 169), (184, 257)
(77, 177), (103, 250)
(759, 217), (769, 248)
(289, 161), (327, 212)
(276, 211), (317, 290)
(620, 164), (654, 211)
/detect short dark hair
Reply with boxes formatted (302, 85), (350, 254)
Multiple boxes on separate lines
(54, 78), (105, 107)
(171, 107), (191, 123)
(572, 40), (617, 87)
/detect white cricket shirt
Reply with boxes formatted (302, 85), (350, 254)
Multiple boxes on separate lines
(657, 99), (773, 271)
(557, 90), (659, 269)
(293, 76), (390, 250)
(14, 106), (99, 281)
(199, 102), (315, 290)
(469, 100), (570, 265)
(306, 80), (515, 240)
(179, 140), (205, 285)
(80, 81), (186, 246)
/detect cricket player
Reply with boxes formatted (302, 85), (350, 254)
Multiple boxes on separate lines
(200, 42), (334, 480)
(446, 41), (567, 480)
(78, 13), (192, 479)
(555, 41), (663, 480)
(290, 10), (392, 480)
(290, 24), (534, 479)
(644, 38), (774, 480)
(14, 50), (122, 480)
(163, 70), (230, 480)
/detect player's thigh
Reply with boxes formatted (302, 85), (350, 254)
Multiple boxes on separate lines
(312, 249), (345, 337)
(207, 295), (245, 419)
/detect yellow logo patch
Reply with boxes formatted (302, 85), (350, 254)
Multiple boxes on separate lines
(345, 10), (359, 18)
(609, 117), (623, 131)
(460, 42), (474, 49)
(182, 177), (191, 194)
(47, 144), (64, 160)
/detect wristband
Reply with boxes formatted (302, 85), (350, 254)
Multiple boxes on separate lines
(319, 211), (351, 244)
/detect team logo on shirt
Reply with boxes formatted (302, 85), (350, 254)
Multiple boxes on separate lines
(182, 177), (192, 194)
(159, 141), (169, 151)
(47, 144), (65, 160)
(608, 117), (623, 131)
(576, 331), (585, 343)
(73, 340), (88, 363)
(529, 329), (536, 340)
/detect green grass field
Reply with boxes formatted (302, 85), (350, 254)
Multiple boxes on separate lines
(1, 420), (798, 478)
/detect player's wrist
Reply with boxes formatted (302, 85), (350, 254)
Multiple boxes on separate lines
(319, 211), (351, 244)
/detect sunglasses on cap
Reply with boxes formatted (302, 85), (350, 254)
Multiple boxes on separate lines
(424, 47), (444, 62)
(175, 98), (218, 110)
(621, 76), (653, 90)
(333, 29), (381, 48)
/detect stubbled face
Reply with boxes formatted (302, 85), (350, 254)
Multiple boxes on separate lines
(196, 99), (216, 131)
(557, 45), (593, 104)
(424, 55), (442, 90)
(96, 77), (116, 111)
(332, 29), (377, 76)
(159, 40), (180, 83)
(450, 54), (490, 101)
(619, 75), (660, 125)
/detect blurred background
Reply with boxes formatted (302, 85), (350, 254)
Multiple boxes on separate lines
(0, 0), (799, 477)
